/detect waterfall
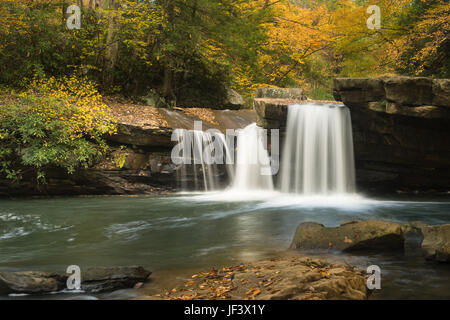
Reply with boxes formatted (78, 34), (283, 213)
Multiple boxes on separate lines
(231, 123), (274, 191)
(280, 103), (356, 194)
(172, 129), (233, 191)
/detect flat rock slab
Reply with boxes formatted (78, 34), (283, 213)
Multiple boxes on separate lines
(290, 220), (404, 252)
(150, 256), (368, 300)
(0, 266), (151, 295)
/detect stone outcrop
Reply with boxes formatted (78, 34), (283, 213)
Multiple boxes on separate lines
(156, 256), (368, 300)
(333, 77), (450, 119)
(290, 220), (404, 252)
(0, 266), (151, 295)
(108, 123), (173, 148)
(292, 220), (450, 263)
(333, 76), (450, 193)
(253, 87), (307, 129)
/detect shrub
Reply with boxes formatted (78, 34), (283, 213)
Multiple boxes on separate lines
(0, 75), (116, 182)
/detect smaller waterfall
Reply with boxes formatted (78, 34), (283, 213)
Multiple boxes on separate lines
(172, 129), (233, 191)
(231, 123), (274, 191)
(280, 103), (356, 194)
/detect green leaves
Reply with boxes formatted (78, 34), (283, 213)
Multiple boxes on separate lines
(0, 76), (115, 183)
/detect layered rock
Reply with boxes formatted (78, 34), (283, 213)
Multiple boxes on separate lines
(0, 266), (151, 295)
(333, 77), (450, 119)
(254, 87), (307, 129)
(333, 76), (450, 193)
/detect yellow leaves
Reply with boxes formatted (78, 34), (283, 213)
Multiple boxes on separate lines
(24, 74), (117, 141)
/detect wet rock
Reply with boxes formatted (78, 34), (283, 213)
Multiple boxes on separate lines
(420, 224), (450, 262)
(0, 272), (64, 294)
(290, 220), (404, 252)
(0, 267), (151, 295)
(401, 222), (426, 256)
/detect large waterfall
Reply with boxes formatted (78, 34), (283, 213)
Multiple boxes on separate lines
(231, 123), (274, 191)
(279, 103), (356, 194)
(172, 103), (356, 196)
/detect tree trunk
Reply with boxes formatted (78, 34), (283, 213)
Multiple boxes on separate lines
(162, 0), (175, 99)
(162, 61), (173, 98)
(103, 0), (120, 89)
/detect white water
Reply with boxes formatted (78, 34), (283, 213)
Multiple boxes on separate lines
(172, 129), (233, 191)
(231, 123), (274, 191)
(280, 103), (356, 194)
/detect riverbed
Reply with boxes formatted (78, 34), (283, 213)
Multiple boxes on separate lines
(1, 192), (449, 299)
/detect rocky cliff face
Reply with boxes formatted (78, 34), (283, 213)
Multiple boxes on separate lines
(253, 79), (450, 194)
(333, 77), (450, 193)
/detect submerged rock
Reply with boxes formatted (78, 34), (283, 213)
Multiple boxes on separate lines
(290, 220), (404, 252)
(0, 266), (151, 295)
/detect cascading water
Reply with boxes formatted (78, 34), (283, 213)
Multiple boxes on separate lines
(279, 103), (356, 194)
(231, 123), (274, 191)
(172, 129), (234, 191)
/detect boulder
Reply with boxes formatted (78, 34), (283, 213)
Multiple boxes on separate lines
(224, 88), (244, 110)
(0, 266), (151, 295)
(420, 224), (450, 262)
(142, 89), (175, 108)
(290, 220), (404, 252)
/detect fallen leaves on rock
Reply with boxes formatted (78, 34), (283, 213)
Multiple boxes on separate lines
(177, 107), (219, 125)
(156, 256), (368, 301)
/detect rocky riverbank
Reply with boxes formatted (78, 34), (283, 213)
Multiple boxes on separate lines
(0, 266), (151, 295)
(291, 220), (450, 263)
